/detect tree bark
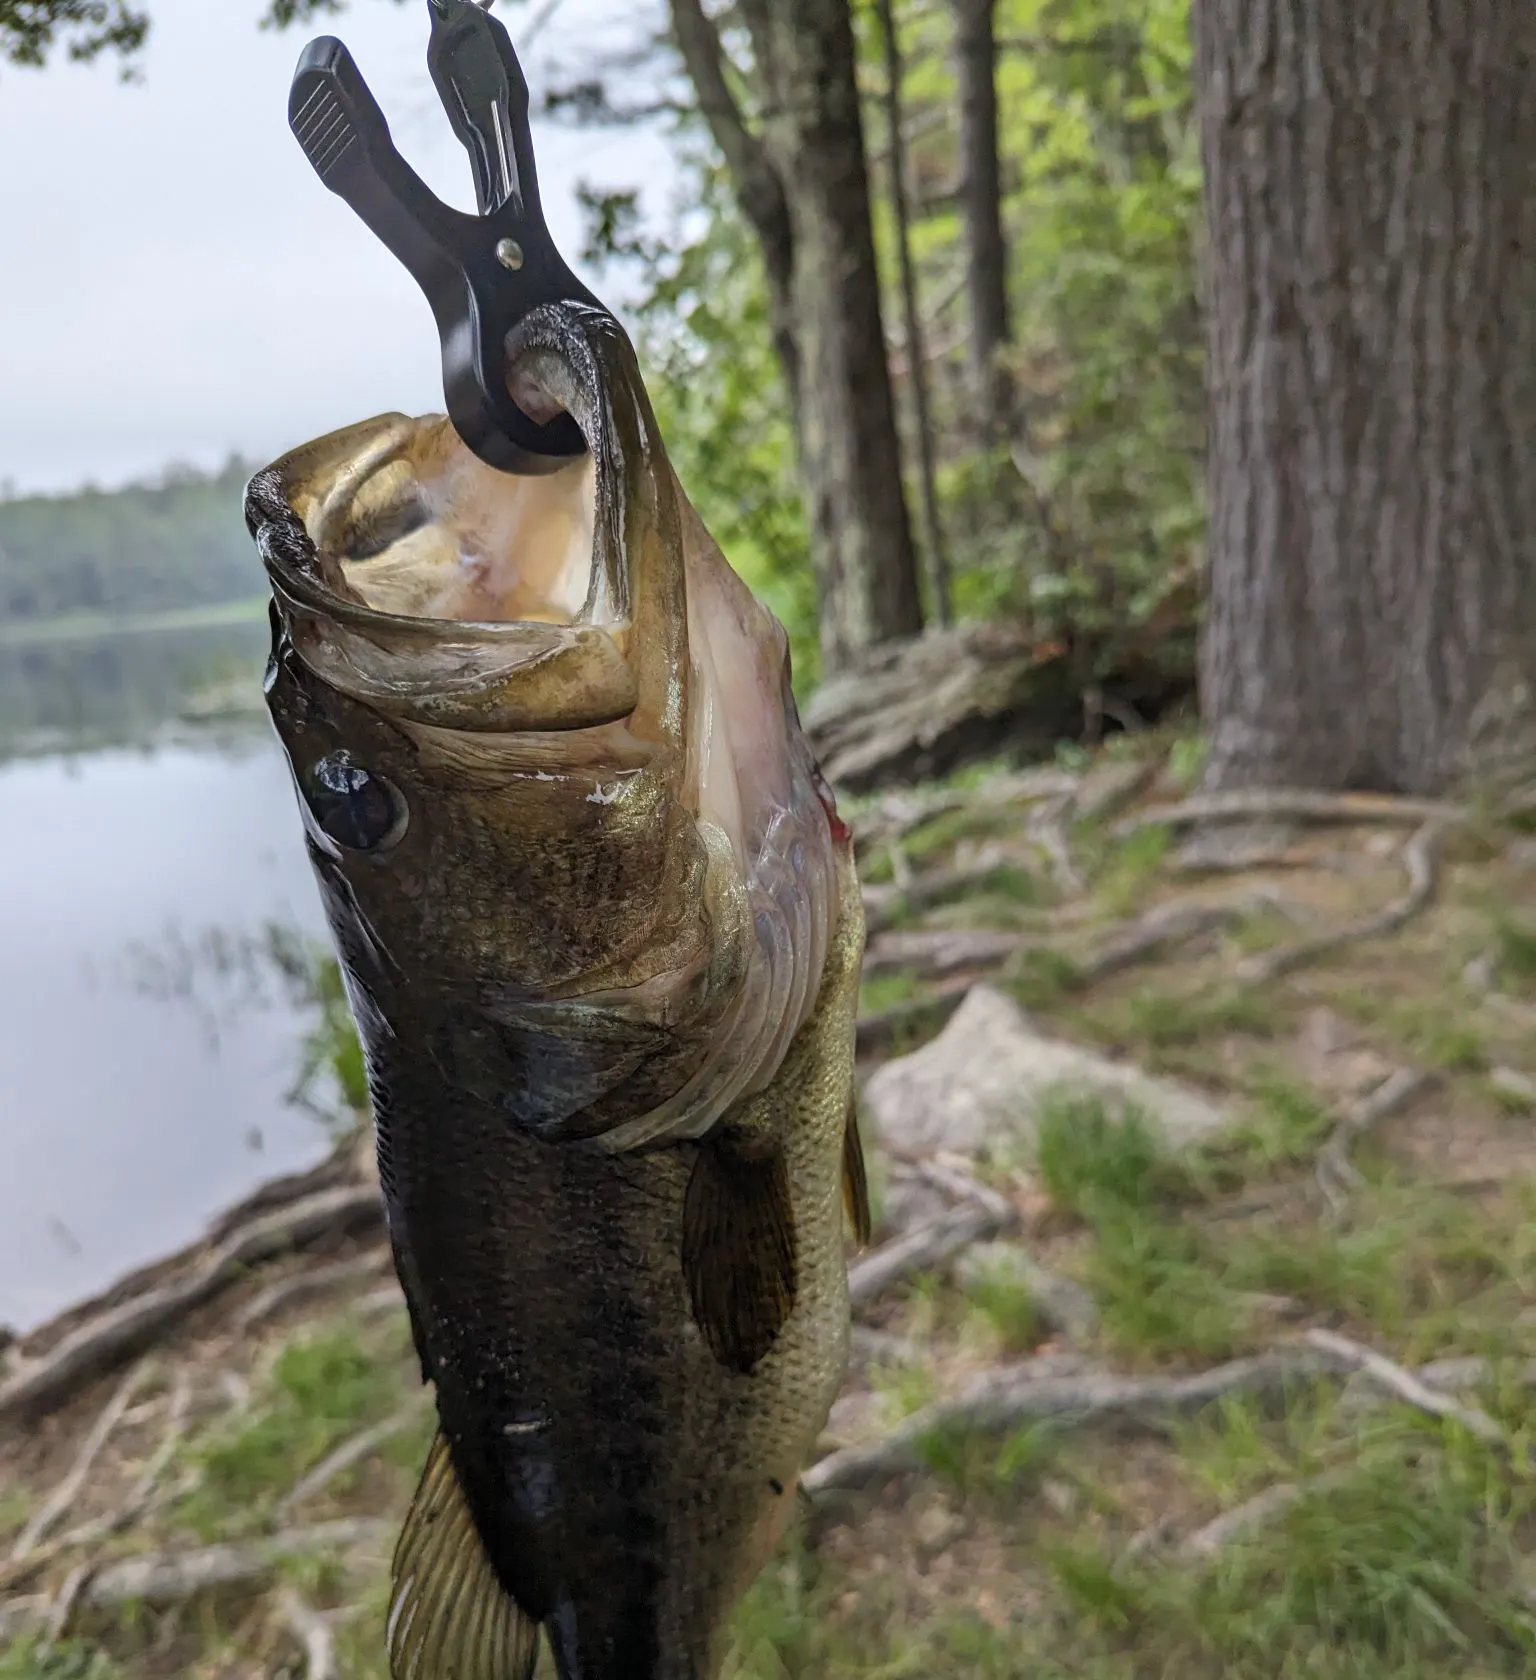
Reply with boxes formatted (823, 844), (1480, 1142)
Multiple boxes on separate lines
(1196, 0), (1536, 795)
(876, 0), (951, 625)
(951, 0), (1015, 439)
(669, 0), (924, 673)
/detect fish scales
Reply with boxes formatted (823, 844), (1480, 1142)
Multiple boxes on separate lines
(248, 302), (868, 1680)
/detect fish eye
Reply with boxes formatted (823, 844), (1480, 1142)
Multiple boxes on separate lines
(305, 752), (409, 854)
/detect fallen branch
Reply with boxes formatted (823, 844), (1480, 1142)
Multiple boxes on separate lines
(1303, 1328), (1504, 1446)
(0, 1185), (384, 1425)
(1114, 790), (1464, 840)
(278, 1587), (338, 1680)
(234, 1251), (393, 1332)
(10, 1358), (155, 1561)
(805, 1346), (1336, 1498)
(277, 1396), (431, 1519)
(847, 1204), (1004, 1310)
(1316, 1068), (1435, 1220)
(1236, 820), (1445, 985)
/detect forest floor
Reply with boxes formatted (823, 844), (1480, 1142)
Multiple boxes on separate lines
(2, 730), (1536, 1679)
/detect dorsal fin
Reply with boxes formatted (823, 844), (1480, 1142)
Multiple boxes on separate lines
(389, 1429), (540, 1680)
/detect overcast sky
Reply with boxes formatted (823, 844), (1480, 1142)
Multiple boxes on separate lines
(0, 0), (675, 494)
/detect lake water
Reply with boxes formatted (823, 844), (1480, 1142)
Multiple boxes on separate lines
(0, 625), (336, 1333)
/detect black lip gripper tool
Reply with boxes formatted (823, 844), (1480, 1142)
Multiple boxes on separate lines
(288, 0), (601, 475)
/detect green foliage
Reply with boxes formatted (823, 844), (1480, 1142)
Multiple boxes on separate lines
(0, 459), (258, 622)
(577, 0), (1202, 692)
(0, 0), (146, 69)
(987, 0), (1205, 633)
(580, 169), (819, 690)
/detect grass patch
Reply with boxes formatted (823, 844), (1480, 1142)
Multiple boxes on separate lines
(1004, 947), (1079, 1010)
(0, 1641), (121, 1680)
(1088, 824), (1171, 916)
(857, 970), (921, 1015)
(1493, 913), (1536, 987)
(904, 804), (1026, 866)
(1035, 1093), (1173, 1217)
(179, 1320), (408, 1537)
(1071, 1432), (1536, 1677)
(1103, 985), (1281, 1053)
(1185, 1070), (1335, 1191)
(961, 1258), (1040, 1355)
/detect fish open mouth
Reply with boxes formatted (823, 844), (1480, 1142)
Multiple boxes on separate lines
(249, 303), (847, 1148)
(247, 307), (667, 735)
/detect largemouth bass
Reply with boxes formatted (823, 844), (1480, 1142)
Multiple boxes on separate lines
(245, 303), (868, 1680)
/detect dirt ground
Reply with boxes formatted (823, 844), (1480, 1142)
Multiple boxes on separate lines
(3, 732), (1535, 1679)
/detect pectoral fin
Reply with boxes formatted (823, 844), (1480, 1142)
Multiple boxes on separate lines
(389, 1430), (539, 1680)
(682, 1138), (797, 1375)
(842, 1100), (872, 1247)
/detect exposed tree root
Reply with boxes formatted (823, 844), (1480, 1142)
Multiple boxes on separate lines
(1303, 1328), (1505, 1446)
(278, 1587), (339, 1680)
(1315, 1068), (1436, 1221)
(847, 1205), (1005, 1309)
(805, 1346), (1339, 1499)
(1029, 793), (1084, 895)
(234, 1252), (394, 1333)
(855, 986), (969, 1060)
(1235, 819), (1445, 985)
(862, 927), (1030, 981)
(849, 1327), (927, 1369)
(10, 1359), (155, 1561)
(0, 1521), (391, 1640)
(1074, 892), (1281, 987)
(1114, 790), (1464, 840)
(852, 768), (1081, 858)
(277, 1396), (431, 1519)
(1175, 1479), (1323, 1560)
(86, 1521), (389, 1611)
(0, 1186), (384, 1426)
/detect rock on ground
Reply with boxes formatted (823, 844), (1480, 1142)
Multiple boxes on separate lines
(863, 984), (1233, 1160)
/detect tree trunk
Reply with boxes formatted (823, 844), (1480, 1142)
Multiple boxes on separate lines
(951, 0), (1014, 439)
(876, 0), (952, 626)
(669, 0), (924, 674)
(1196, 0), (1536, 795)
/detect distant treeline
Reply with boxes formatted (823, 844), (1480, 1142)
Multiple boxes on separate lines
(0, 459), (262, 622)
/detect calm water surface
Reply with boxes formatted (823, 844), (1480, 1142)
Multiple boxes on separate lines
(0, 631), (334, 1332)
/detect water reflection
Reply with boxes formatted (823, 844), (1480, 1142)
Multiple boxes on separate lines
(0, 616), (270, 760)
(0, 626), (336, 1332)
